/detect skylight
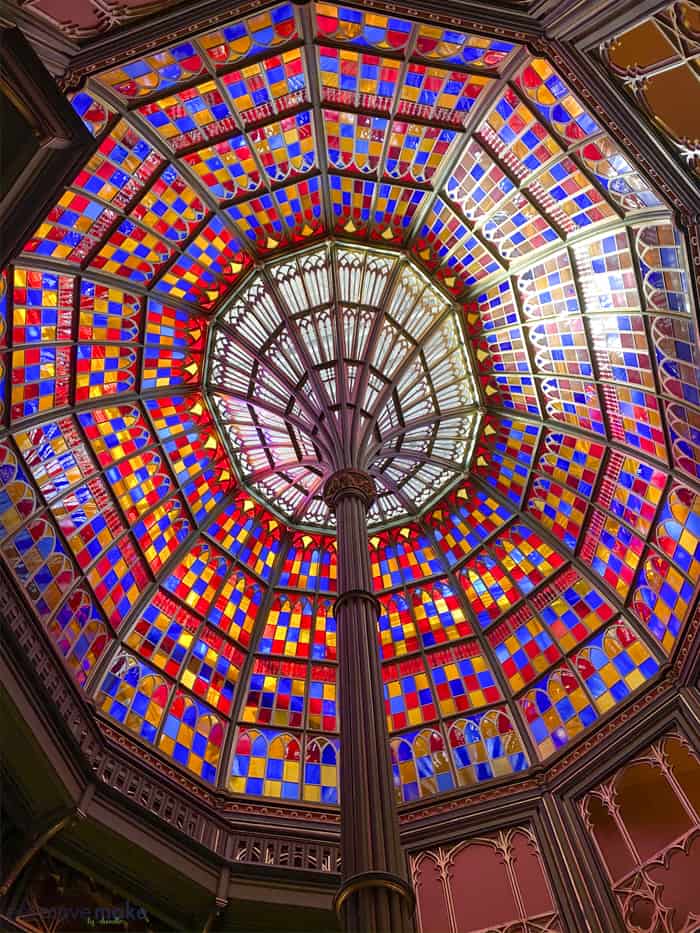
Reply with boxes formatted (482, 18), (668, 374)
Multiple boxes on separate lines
(207, 243), (480, 528)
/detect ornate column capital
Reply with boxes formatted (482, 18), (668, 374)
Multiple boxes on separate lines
(323, 469), (376, 512)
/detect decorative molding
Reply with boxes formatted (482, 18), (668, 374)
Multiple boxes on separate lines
(546, 682), (675, 783)
(400, 778), (542, 825)
(9, 0), (186, 43)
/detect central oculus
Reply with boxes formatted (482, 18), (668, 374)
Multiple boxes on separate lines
(206, 242), (481, 530)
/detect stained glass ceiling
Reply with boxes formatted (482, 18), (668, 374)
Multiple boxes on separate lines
(1, 2), (699, 809)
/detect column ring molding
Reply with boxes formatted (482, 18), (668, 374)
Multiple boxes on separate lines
(334, 588), (381, 617)
(333, 871), (416, 917)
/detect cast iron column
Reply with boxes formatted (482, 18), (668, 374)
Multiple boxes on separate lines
(323, 469), (414, 933)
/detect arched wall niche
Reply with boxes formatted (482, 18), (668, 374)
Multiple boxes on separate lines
(410, 825), (561, 933)
(579, 731), (700, 933)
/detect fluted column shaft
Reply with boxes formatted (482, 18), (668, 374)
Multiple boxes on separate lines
(324, 470), (414, 933)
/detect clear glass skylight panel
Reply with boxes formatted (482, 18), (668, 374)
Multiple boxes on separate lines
(272, 247), (333, 310)
(208, 245), (477, 528)
(424, 320), (475, 398)
(383, 415), (473, 463)
(257, 468), (319, 519)
(222, 280), (282, 342)
(268, 332), (316, 391)
(341, 305), (377, 362)
(352, 250), (397, 305)
(368, 320), (412, 379)
(297, 308), (336, 367)
(385, 265), (448, 341)
(215, 361), (298, 418)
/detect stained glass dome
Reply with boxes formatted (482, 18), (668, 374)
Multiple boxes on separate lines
(1, 1), (699, 812)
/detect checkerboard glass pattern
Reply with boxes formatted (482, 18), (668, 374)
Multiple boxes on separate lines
(1, 1), (697, 808)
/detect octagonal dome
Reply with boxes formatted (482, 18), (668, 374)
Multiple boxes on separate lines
(1, 0), (699, 814)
